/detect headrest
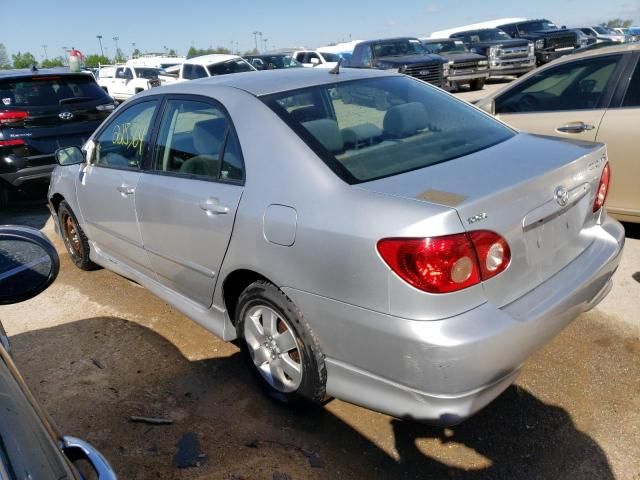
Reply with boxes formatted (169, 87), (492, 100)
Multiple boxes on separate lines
(302, 118), (344, 153)
(193, 117), (226, 155)
(383, 102), (428, 138)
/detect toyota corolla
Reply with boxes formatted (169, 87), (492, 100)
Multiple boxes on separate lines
(48, 68), (623, 424)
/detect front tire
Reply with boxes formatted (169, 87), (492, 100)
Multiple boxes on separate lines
(470, 78), (486, 91)
(236, 281), (327, 404)
(58, 201), (99, 271)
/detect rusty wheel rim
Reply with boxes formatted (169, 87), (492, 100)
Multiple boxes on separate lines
(62, 213), (82, 257)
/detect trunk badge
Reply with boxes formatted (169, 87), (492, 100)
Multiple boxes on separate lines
(467, 212), (487, 224)
(59, 112), (74, 120)
(555, 186), (569, 207)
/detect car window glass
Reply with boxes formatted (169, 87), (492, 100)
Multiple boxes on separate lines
(193, 65), (208, 79)
(153, 99), (228, 179)
(495, 55), (620, 113)
(361, 47), (372, 67)
(182, 64), (193, 79)
(264, 76), (514, 184)
(622, 60), (640, 107)
(220, 128), (244, 181)
(0, 75), (109, 107)
(94, 101), (158, 169)
(207, 59), (254, 76)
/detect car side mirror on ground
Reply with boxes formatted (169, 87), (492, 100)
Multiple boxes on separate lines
(56, 146), (85, 166)
(0, 226), (59, 305)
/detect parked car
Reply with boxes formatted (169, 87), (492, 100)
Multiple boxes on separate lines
(421, 38), (489, 90)
(476, 43), (640, 223)
(97, 64), (167, 101)
(167, 54), (256, 81)
(244, 54), (303, 70)
(496, 19), (580, 64)
(576, 26), (628, 44)
(290, 50), (340, 68)
(447, 28), (536, 77)
(48, 67), (623, 423)
(346, 37), (449, 88)
(0, 225), (116, 479)
(127, 53), (186, 70)
(0, 67), (115, 207)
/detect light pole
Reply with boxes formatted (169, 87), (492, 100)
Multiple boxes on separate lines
(263, 38), (268, 52)
(113, 36), (120, 61)
(96, 35), (104, 57)
(41, 44), (48, 60)
(131, 42), (136, 57)
(61, 46), (67, 64)
(252, 31), (262, 53)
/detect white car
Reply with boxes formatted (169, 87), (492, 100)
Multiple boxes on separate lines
(127, 53), (186, 70)
(97, 64), (165, 101)
(171, 54), (256, 82)
(291, 50), (340, 68)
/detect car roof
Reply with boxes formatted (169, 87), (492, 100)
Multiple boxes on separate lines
(185, 54), (244, 66)
(0, 67), (93, 79)
(359, 37), (420, 45)
(153, 67), (396, 97)
(423, 38), (457, 43)
(554, 42), (640, 62)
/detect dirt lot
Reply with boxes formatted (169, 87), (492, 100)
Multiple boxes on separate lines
(1, 82), (639, 479)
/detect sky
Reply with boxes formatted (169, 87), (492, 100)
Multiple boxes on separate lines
(1, 0), (639, 60)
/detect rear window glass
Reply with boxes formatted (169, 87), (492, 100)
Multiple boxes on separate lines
(0, 74), (109, 107)
(207, 59), (254, 76)
(263, 76), (514, 184)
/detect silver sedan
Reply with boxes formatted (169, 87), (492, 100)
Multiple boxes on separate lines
(48, 67), (624, 424)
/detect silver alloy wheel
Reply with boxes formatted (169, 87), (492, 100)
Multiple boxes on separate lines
(243, 305), (303, 393)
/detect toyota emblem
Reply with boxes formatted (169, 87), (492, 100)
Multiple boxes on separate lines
(554, 186), (569, 207)
(59, 111), (74, 120)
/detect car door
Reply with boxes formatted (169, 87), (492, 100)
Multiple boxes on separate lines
(111, 67), (128, 98)
(494, 53), (625, 141)
(76, 99), (159, 275)
(135, 96), (245, 307)
(595, 53), (640, 221)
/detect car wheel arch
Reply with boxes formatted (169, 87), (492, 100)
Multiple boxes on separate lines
(49, 193), (65, 213)
(222, 269), (278, 325)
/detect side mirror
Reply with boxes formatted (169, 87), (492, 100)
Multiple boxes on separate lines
(0, 226), (59, 305)
(310, 57), (320, 66)
(56, 146), (85, 166)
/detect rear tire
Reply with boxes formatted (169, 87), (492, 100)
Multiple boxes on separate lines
(470, 78), (486, 91)
(236, 281), (327, 405)
(58, 201), (99, 271)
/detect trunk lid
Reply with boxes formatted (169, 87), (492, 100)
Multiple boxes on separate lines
(358, 133), (607, 307)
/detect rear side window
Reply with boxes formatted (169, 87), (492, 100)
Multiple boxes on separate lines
(495, 55), (621, 113)
(0, 74), (109, 107)
(263, 76), (514, 184)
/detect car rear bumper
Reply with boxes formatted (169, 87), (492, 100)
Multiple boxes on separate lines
(0, 163), (55, 187)
(282, 216), (624, 424)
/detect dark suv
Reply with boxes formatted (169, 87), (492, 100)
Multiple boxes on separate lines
(496, 19), (579, 64)
(346, 37), (449, 88)
(0, 67), (115, 206)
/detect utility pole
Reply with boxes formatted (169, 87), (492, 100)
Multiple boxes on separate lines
(96, 35), (104, 57)
(131, 42), (136, 58)
(41, 44), (48, 60)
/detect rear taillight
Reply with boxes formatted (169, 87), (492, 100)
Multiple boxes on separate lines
(0, 139), (25, 147)
(593, 162), (610, 213)
(377, 231), (511, 294)
(0, 110), (29, 125)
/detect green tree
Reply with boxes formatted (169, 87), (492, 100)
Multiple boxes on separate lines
(12, 51), (38, 69)
(602, 18), (633, 28)
(41, 57), (64, 68)
(84, 54), (110, 67)
(0, 43), (10, 69)
(168, 48), (177, 56)
(114, 48), (126, 63)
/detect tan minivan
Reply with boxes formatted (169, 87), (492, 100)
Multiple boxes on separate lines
(477, 44), (640, 223)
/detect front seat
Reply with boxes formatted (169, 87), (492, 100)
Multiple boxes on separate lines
(180, 118), (226, 177)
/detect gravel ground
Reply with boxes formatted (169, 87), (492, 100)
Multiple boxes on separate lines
(0, 82), (638, 479)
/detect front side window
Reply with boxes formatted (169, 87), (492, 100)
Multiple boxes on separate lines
(622, 59), (640, 107)
(263, 76), (514, 184)
(495, 55), (621, 113)
(152, 99), (244, 181)
(94, 101), (158, 169)
(193, 65), (208, 79)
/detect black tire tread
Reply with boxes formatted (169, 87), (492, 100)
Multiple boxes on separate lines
(58, 200), (99, 271)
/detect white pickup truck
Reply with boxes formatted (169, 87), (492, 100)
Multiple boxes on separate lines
(96, 65), (167, 101)
(291, 50), (340, 68)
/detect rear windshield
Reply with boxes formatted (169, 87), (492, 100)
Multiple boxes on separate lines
(263, 76), (514, 184)
(0, 74), (109, 107)
(372, 39), (425, 57)
(207, 59), (254, 76)
(134, 68), (161, 79)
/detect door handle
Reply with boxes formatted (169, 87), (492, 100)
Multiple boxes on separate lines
(199, 199), (229, 216)
(116, 184), (135, 197)
(556, 122), (595, 134)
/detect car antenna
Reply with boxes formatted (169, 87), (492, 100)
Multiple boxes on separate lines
(31, 64), (38, 72)
(329, 58), (342, 75)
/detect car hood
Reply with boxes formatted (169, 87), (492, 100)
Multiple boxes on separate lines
(376, 54), (446, 65)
